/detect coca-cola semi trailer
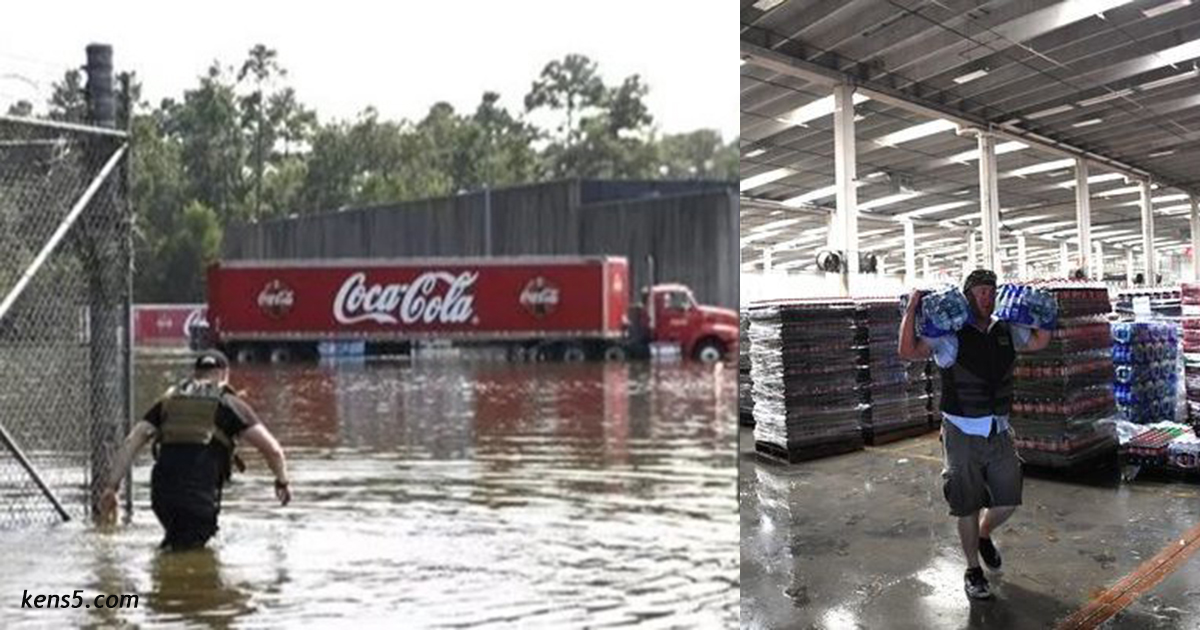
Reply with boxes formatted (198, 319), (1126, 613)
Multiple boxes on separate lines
(201, 256), (739, 363)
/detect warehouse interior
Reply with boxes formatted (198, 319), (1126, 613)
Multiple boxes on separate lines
(740, 1), (1200, 627)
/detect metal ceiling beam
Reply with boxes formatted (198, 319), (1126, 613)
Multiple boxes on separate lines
(741, 41), (1200, 199)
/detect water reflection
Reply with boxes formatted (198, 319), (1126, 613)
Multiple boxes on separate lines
(146, 548), (253, 628)
(3, 358), (737, 627)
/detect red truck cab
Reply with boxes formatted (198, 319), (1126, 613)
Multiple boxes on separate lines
(641, 284), (739, 363)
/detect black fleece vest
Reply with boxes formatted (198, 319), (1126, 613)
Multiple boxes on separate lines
(939, 322), (1016, 418)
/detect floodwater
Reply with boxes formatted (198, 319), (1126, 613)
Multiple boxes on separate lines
(1, 357), (738, 628)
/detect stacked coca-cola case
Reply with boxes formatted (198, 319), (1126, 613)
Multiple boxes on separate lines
(739, 312), (754, 427)
(1182, 284), (1200, 431)
(855, 300), (932, 444)
(748, 300), (865, 462)
(1008, 283), (1117, 468)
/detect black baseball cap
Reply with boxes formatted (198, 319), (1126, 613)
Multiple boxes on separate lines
(195, 350), (229, 371)
(963, 269), (997, 293)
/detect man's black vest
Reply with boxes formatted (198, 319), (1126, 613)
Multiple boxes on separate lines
(939, 322), (1017, 418)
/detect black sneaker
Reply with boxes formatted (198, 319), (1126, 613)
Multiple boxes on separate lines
(979, 537), (1002, 570)
(964, 567), (992, 600)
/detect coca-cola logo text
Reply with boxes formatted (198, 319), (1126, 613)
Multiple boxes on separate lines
(334, 271), (478, 325)
(520, 277), (560, 318)
(258, 280), (295, 320)
(183, 308), (207, 333)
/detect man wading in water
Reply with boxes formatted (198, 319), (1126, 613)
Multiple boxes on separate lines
(100, 350), (291, 550)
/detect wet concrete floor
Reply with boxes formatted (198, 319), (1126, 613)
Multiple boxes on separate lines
(740, 426), (1200, 629)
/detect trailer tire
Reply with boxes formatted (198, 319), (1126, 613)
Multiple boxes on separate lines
(233, 346), (259, 364)
(269, 346), (291, 363)
(694, 339), (724, 364)
(562, 344), (587, 363)
(603, 345), (627, 362)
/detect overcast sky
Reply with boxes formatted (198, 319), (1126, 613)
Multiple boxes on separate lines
(1, 1), (736, 141)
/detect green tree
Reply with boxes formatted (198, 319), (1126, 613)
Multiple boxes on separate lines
(164, 63), (247, 224)
(159, 200), (222, 301)
(6, 100), (33, 117)
(525, 55), (658, 179)
(658, 130), (738, 180)
(237, 44), (287, 220)
(48, 69), (87, 123)
(524, 54), (606, 148)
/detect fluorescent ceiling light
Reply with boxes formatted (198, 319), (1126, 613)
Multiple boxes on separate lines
(893, 200), (972, 220)
(744, 148), (766, 158)
(1026, 104), (1074, 119)
(1160, 204), (1195, 215)
(1147, 149), (1175, 158)
(1072, 118), (1103, 127)
(1137, 67), (1200, 92)
(776, 260), (811, 270)
(781, 184), (837, 206)
(1096, 184), (1148, 197)
(858, 228), (894, 239)
(741, 168), (794, 192)
(777, 93), (869, 127)
(953, 69), (989, 84)
(770, 231), (828, 252)
(752, 0), (786, 10)
(1046, 227), (1080, 238)
(1155, 194), (1190, 203)
(874, 119), (958, 147)
(947, 141), (1028, 163)
(741, 229), (787, 247)
(1006, 158), (1076, 177)
(1057, 172), (1125, 188)
(752, 218), (803, 232)
(1077, 89), (1134, 108)
(1025, 220), (1077, 233)
(1002, 214), (1055, 226)
(859, 191), (924, 211)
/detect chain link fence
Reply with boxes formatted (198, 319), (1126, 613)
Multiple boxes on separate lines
(0, 115), (131, 525)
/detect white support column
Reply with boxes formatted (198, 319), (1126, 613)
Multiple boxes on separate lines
(1075, 158), (1091, 276)
(903, 220), (916, 287)
(1126, 247), (1135, 287)
(922, 255), (931, 281)
(763, 248), (773, 273)
(977, 132), (1001, 271)
(1141, 180), (1156, 287)
(967, 231), (978, 269)
(1093, 241), (1104, 281)
(1060, 241), (1070, 276)
(1017, 233), (1028, 280)
(832, 83), (859, 296)
(1191, 196), (1200, 282)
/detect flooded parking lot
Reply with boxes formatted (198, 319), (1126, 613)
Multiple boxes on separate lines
(1, 358), (738, 628)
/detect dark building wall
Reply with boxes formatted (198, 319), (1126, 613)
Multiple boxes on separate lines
(222, 180), (737, 307)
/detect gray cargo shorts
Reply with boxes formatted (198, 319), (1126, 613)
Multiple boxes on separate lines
(940, 419), (1023, 517)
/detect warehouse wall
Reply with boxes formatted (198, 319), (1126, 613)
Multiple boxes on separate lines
(223, 179), (737, 307)
(579, 190), (738, 308)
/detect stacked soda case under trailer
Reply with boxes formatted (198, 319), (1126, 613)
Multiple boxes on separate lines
(202, 256), (738, 363)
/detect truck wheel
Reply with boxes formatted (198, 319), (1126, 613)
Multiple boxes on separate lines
(603, 345), (627, 362)
(562, 344), (587, 362)
(234, 346), (259, 364)
(269, 346), (291, 363)
(694, 340), (724, 364)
